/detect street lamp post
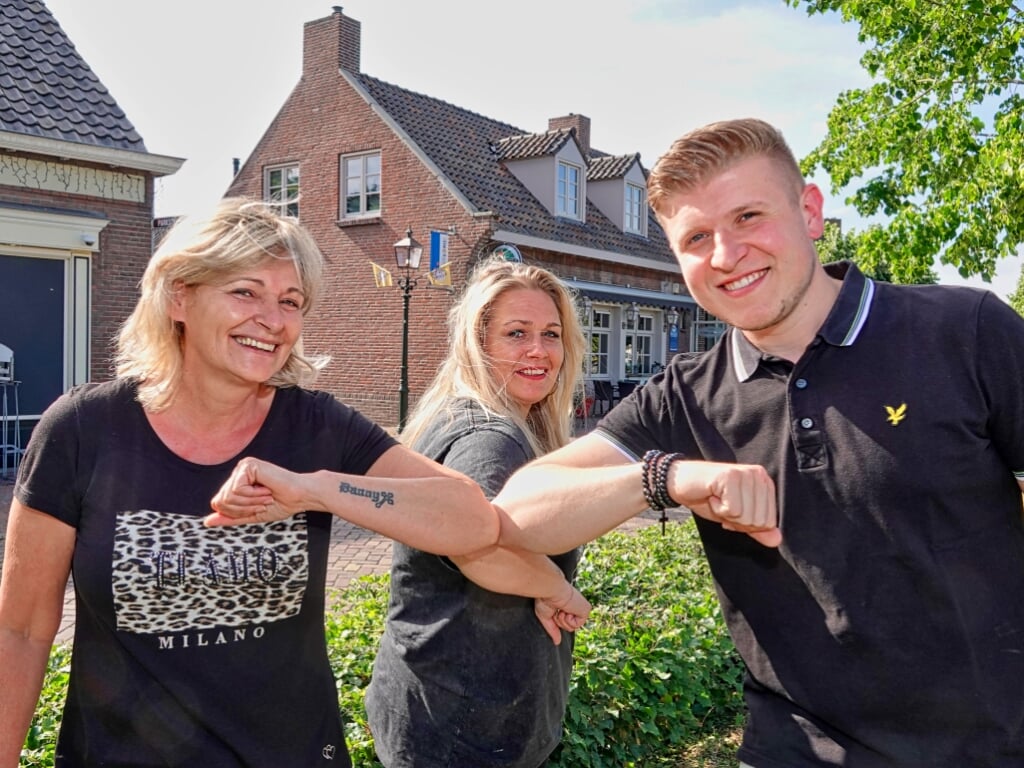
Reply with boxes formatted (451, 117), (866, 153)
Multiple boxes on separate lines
(393, 227), (423, 433)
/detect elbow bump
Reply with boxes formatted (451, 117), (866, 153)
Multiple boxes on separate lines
(462, 477), (500, 546)
(447, 485), (500, 555)
(480, 499), (501, 550)
(444, 520), (498, 557)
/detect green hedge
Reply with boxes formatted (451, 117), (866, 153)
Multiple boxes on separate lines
(549, 523), (745, 766)
(19, 644), (69, 767)
(26, 521), (744, 767)
(325, 521), (745, 768)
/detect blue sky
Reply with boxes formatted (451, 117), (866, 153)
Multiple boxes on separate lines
(40, 0), (1020, 297)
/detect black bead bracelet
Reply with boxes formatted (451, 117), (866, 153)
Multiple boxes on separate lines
(641, 450), (683, 511)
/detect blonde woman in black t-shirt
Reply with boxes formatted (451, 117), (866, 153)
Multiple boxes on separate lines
(0, 200), (506, 768)
(366, 256), (590, 768)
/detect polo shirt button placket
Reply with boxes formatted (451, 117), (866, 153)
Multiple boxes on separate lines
(794, 416), (826, 468)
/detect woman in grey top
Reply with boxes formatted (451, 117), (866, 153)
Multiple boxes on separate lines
(365, 257), (589, 767)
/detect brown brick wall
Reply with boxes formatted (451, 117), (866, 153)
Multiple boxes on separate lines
(228, 59), (671, 426)
(227, 27), (504, 425)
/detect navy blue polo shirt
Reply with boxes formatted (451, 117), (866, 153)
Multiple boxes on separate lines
(598, 262), (1024, 767)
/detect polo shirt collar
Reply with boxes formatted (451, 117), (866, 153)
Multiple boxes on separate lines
(731, 260), (876, 382)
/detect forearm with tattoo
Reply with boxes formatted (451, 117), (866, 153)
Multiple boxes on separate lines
(338, 481), (395, 509)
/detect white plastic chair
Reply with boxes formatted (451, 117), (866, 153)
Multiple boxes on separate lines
(0, 344), (11, 382)
(0, 344), (21, 479)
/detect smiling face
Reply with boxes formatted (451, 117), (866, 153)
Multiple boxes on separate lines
(484, 288), (565, 418)
(659, 154), (833, 352)
(170, 256), (306, 390)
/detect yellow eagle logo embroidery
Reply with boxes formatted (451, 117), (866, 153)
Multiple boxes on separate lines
(885, 403), (907, 426)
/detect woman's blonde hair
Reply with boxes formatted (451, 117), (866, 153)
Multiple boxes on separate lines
(401, 256), (586, 456)
(115, 197), (326, 411)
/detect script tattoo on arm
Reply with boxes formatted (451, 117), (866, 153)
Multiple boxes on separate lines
(338, 481), (395, 509)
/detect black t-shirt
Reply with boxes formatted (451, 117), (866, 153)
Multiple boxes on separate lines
(16, 378), (395, 767)
(597, 264), (1024, 767)
(366, 400), (580, 767)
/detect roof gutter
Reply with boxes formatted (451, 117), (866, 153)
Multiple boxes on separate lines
(490, 228), (680, 274)
(0, 131), (185, 176)
(562, 276), (696, 309)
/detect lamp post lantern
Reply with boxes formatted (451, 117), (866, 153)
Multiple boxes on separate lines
(393, 227), (423, 432)
(664, 306), (679, 331)
(624, 301), (638, 329)
(579, 294), (593, 327)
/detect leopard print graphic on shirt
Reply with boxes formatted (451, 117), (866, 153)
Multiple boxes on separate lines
(111, 509), (309, 634)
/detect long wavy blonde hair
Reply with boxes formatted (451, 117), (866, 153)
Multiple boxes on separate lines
(402, 256), (586, 456)
(115, 198), (326, 411)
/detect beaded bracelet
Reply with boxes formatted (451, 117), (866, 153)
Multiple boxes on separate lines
(641, 450), (661, 510)
(653, 451), (681, 509)
(641, 450), (683, 511)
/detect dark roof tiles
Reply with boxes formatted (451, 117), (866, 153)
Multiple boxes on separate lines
(0, 0), (146, 151)
(355, 73), (672, 264)
(496, 129), (575, 161)
(589, 153), (641, 181)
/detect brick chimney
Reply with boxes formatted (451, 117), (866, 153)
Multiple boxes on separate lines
(304, 6), (361, 77)
(549, 114), (591, 156)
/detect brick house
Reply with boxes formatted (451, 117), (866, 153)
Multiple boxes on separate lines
(227, 7), (721, 427)
(0, 0), (183, 453)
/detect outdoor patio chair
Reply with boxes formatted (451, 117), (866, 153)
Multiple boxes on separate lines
(592, 380), (614, 416)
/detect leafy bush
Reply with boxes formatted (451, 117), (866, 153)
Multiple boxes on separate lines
(26, 522), (744, 768)
(322, 521), (744, 768)
(20, 643), (70, 767)
(324, 575), (390, 767)
(548, 523), (744, 767)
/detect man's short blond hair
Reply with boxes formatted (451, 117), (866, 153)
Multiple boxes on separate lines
(648, 118), (805, 217)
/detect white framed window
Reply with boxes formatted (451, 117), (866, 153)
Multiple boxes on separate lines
(625, 182), (646, 235)
(265, 164), (299, 218)
(587, 309), (610, 375)
(557, 160), (582, 219)
(625, 314), (654, 376)
(341, 151), (381, 219)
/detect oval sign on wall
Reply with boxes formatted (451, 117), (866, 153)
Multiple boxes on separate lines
(491, 243), (522, 263)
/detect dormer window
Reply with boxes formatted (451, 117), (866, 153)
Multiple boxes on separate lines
(625, 182), (647, 235)
(557, 160), (583, 219)
(584, 153), (648, 237)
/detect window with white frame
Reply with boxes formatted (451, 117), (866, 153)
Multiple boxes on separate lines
(557, 160), (582, 219)
(625, 182), (646, 235)
(625, 314), (654, 376)
(588, 309), (610, 375)
(341, 151), (381, 219)
(265, 165), (299, 218)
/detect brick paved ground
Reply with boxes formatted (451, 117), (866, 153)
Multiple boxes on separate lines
(0, 474), (687, 646)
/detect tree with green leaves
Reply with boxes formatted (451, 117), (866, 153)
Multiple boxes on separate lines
(1009, 263), (1024, 316)
(787, 0), (1023, 285)
(816, 219), (858, 264)
(816, 220), (936, 284)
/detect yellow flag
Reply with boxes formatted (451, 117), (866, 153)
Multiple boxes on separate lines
(427, 261), (452, 287)
(370, 261), (393, 288)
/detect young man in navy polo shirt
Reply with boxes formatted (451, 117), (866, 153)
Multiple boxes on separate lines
(494, 118), (1024, 767)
